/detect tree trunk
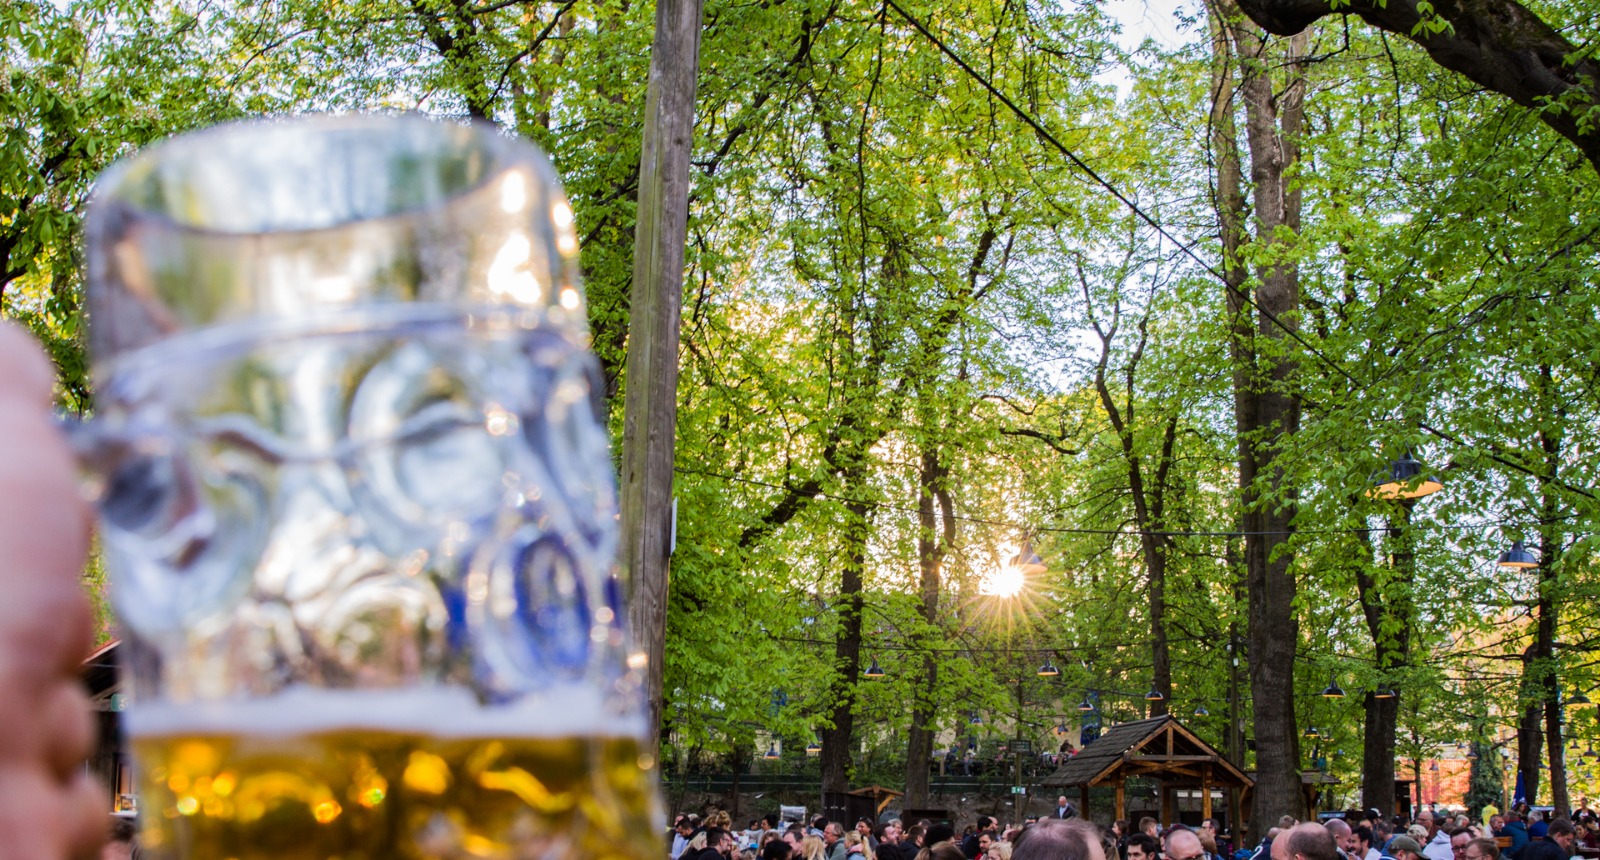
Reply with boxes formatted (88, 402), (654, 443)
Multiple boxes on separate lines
(1354, 502), (1415, 820)
(821, 499), (871, 793)
(904, 448), (954, 807)
(1210, 0), (1308, 836)
(619, 0), (703, 751)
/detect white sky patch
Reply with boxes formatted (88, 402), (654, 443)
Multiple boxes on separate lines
(1094, 0), (1194, 98)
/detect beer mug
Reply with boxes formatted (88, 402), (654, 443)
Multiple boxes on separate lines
(78, 115), (661, 860)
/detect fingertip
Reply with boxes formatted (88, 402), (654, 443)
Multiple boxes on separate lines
(0, 322), (58, 407)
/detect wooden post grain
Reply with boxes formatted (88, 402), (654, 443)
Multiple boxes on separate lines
(620, 0), (703, 750)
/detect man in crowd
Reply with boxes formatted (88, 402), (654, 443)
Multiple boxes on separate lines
(1013, 819), (1105, 860)
(1385, 836), (1425, 860)
(1547, 819), (1577, 858)
(964, 818), (996, 859)
(1354, 825), (1379, 860)
(1052, 797), (1077, 819)
(1418, 812), (1452, 860)
(673, 816), (700, 859)
(1462, 839), (1501, 860)
(1327, 819), (1356, 859)
(1128, 832), (1163, 860)
(877, 820), (909, 860)
(824, 823), (847, 860)
(1450, 830), (1472, 860)
(1167, 828), (1208, 860)
(1275, 825), (1341, 860)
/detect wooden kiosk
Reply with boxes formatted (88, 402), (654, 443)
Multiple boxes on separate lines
(1040, 715), (1253, 829)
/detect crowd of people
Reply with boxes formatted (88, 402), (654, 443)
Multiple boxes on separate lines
(665, 802), (1600, 860)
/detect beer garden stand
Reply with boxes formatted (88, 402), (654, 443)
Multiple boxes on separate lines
(1040, 715), (1253, 830)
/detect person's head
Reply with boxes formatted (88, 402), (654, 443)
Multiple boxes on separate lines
(786, 826), (808, 848)
(709, 811), (733, 830)
(1354, 825), (1373, 855)
(1127, 832), (1162, 860)
(764, 842), (795, 860)
(815, 817), (831, 832)
(978, 818), (996, 832)
(1281, 816), (1300, 831)
(1387, 836), (1424, 860)
(1141, 818), (1161, 839)
(907, 824), (929, 847)
(705, 829), (731, 855)
(1416, 811), (1435, 834)
(1407, 826), (1429, 845)
(1451, 830), (1473, 859)
(1548, 819), (1577, 851)
(845, 832), (869, 856)
(103, 816), (138, 860)
(1271, 823), (1339, 860)
(1463, 838), (1500, 860)
(1013, 819), (1106, 860)
(1166, 828), (1206, 860)
(679, 818), (699, 836)
(801, 836), (829, 860)
(988, 842), (1014, 860)
(1326, 819), (1354, 855)
(826, 824), (846, 845)
(767, 814), (782, 830)
(1059, 796), (1071, 808)
(859, 820), (876, 838)
(926, 824), (955, 847)
(882, 821), (903, 844)
(1489, 816), (1504, 832)
(1115, 821), (1131, 838)
(979, 831), (999, 854)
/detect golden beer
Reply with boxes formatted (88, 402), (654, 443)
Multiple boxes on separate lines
(129, 692), (662, 860)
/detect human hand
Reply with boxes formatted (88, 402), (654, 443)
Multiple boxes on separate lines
(0, 323), (105, 860)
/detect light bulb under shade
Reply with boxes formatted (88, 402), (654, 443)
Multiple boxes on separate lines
(1498, 540), (1539, 569)
(1366, 451), (1442, 500)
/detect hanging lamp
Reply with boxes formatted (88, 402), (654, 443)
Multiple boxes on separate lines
(1144, 686), (1164, 702)
(864, 658), (885, 679)
(1010, 540), (1047, 576)
(1037, 660), (1060, 678)
(1498, 540), (1538, 569)
(1367, 451), (1443, 500)
(1321, 673), (1346, 699)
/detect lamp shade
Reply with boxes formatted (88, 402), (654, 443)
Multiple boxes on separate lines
(1144, 686), (1164, 702)
(1194, 704), (1210, 716)
(1305, 726), (1321, 739)
(1498, 540), (1538, 569)
(864, 658), (885, 679)
(1010, 541), (1047, 576)
(1077, 697), (1096, 712)
(1037, 660), (1060, 678)
(1567, 690), (1593, 707)
(806, 740), (822, 754)
(764, 744), (780, 760)
(1367, 451), (1443, 500)
(1374, 686), (1397, 700)
(1321, 674), (1346, 699)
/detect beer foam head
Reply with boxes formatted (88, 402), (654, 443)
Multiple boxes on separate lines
(125, 684), (646, 739)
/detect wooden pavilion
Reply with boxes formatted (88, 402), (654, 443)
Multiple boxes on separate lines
(1040, 715), (1253, 828)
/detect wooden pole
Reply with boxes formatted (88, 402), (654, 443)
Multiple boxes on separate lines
(1116, 779), (1126, 822)
(1202, 766), (1213, 822)
(619, 0), (703, 751)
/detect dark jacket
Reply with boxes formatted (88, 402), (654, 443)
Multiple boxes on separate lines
(1504, 821), (1531, 859)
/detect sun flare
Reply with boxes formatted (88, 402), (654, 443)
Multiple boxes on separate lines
(979, 565), (1026, 598)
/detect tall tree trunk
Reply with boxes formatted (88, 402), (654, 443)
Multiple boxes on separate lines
(1354, 502), (1415, 820)
(1537, 378), (1568, 816)
(821, 498), (871, 793)
(905, 448), (954, 807)
(1210, 0), (1308, 836)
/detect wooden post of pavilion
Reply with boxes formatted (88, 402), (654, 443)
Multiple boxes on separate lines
(1116, 778), (1126, 821)
(1202, 764), (1213, 821)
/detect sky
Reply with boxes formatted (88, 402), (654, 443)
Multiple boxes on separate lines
(1096, 0), (1195, 95)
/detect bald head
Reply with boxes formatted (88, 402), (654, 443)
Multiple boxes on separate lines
(1273, 824), (1340, 860)
(1165, 830), (1204, 860)
(1326, 819), (1356, 855)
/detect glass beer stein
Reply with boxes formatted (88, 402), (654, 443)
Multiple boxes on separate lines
(79, 115), (661, 860)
